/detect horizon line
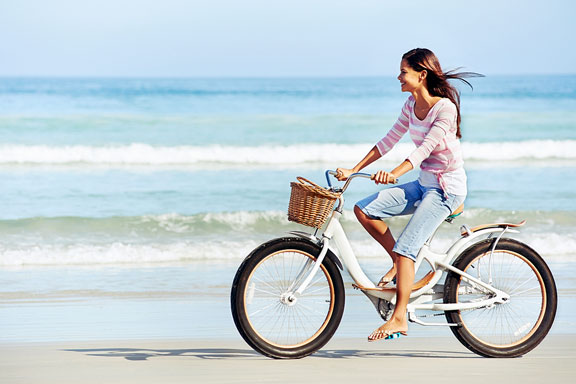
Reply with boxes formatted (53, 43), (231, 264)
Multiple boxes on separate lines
(1, 73), (575, 80)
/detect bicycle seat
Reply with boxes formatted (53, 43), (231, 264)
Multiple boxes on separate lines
(445, 203), (464, 223)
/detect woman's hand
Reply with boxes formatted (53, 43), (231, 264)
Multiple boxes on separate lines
(372, 170), (397, 185)
(335, 168), (354, 181)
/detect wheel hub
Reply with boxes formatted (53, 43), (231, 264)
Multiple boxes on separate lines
(280, 292), (297, 306)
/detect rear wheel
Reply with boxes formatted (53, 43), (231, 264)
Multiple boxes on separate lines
(444, 238), (557, 358)
(231, 238), (345, 359)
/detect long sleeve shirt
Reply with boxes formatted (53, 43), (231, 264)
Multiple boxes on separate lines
(375, 95), (467, 196)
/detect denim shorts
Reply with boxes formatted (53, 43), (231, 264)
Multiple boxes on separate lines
(355, 180), (466, 262)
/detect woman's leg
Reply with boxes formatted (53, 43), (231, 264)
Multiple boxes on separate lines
(367, 189), (466, 341)
(353, 181), (421, 284)
(368, 254), (413, 340)
(354, 205), (397, 281)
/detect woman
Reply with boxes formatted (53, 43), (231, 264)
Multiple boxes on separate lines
(336, 48), (481, 342)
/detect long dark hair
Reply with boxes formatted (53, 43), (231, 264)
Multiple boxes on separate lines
(402, 48), (483, 138)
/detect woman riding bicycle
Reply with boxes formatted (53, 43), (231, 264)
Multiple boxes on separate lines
(336, 48), (481, 341)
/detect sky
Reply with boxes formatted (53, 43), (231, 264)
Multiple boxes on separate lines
(0, 0), (574, 77)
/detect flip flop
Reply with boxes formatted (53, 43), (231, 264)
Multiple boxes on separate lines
(383, 332), (405, 340)
(368, 328), (407, 342)
(377, 275), (397, 287)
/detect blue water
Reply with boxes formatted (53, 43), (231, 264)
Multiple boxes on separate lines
(0, 75), (575, 260)
(2, 76), (575, 146)
(0, 76), (575, 342)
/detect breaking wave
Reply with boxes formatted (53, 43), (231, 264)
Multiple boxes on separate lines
(0, 140), (574, 166)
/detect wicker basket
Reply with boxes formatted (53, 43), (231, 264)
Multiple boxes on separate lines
(288, 177), (341, 229)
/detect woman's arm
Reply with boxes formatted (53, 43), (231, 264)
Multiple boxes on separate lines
(336, 150), (414, 184)
(336, 145), (381, 180)
(336, 98), (412, 182)
(372, 160), (413, 184)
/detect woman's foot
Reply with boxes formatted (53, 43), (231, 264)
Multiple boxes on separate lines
(377, 266), (397, 287)
(367, 318), (408, 342)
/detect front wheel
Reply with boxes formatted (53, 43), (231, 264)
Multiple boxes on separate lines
(444, 238), (557, 358)
(231, 237), (345, 359)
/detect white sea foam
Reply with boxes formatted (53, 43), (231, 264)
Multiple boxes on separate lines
(1, 209), (574, 266)
(0, 140), (574, 166)
(0, 231), (573, 267)
(0, 241), (261, 267)
(1, 208), (573, 238)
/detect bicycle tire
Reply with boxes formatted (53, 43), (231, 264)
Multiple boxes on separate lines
(444, 238), (557, 358)
(231, 237), (345, 359)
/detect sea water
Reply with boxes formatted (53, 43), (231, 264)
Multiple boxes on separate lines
(0, 76), (575, 342)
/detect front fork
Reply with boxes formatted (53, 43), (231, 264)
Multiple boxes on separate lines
(284, 237), (331, 302)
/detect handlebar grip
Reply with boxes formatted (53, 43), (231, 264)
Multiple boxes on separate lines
(369, 174), (399, 184)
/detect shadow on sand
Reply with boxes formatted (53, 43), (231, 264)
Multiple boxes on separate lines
(64, 347), (476, 361)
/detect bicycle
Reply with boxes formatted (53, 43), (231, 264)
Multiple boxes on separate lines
(230, 171), (557, 359)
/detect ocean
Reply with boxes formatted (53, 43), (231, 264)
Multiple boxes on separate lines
(0, 76), (575, 342)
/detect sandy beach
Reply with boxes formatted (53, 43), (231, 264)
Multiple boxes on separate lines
(2, 335), (575, 384)
(1, 261), (574, 384)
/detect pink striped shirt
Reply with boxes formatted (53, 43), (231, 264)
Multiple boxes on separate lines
(375, 95), (467, 195)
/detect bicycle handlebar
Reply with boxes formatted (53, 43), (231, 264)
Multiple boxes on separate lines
(325, 169), (398, 193)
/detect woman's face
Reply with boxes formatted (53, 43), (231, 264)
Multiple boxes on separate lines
(397, 60), (423, 93)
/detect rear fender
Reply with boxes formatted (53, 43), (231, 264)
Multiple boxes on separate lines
(445, 227), (519, 266)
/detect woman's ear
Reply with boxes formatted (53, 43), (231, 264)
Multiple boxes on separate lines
(419, 70), (427, 81)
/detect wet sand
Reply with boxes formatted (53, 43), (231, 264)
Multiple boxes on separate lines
(1, 335), (574, 384)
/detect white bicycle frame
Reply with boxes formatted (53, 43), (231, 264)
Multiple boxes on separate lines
(290, 172), (516, 326)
